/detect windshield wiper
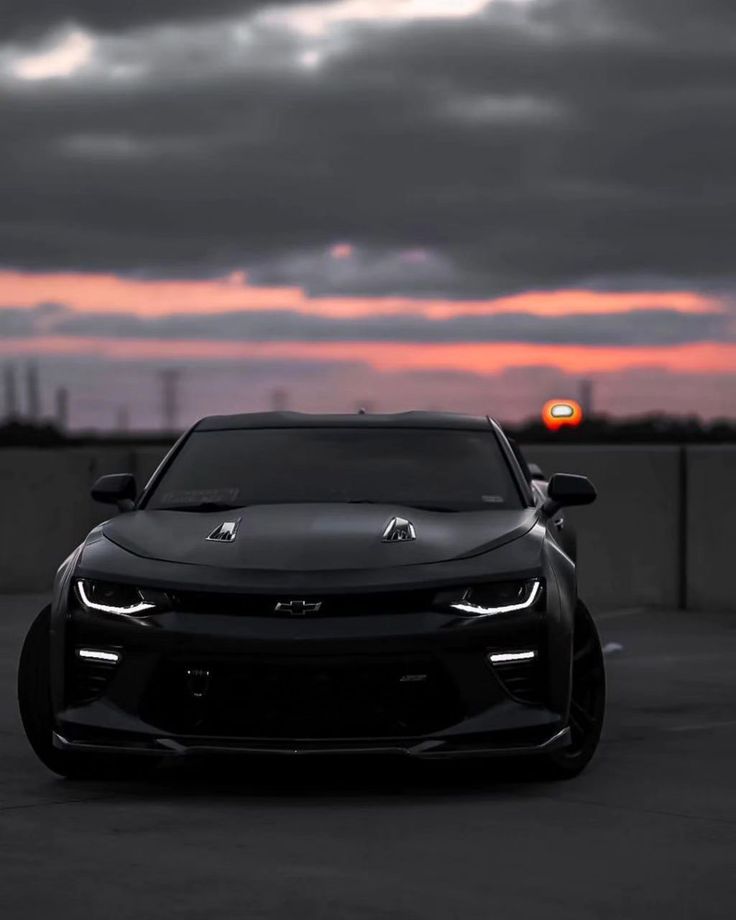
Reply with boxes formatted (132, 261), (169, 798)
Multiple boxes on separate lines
(344, 499), (459, 512)
(398, 503), (460, 512)
(157, 499), (463, 513)
(156, 502), (246, 513)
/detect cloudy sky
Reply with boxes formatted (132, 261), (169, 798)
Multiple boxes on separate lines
(1, 0), (735, 428)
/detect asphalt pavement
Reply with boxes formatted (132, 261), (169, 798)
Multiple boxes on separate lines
(1, 595), (734, 919)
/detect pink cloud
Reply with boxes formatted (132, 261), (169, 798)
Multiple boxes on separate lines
(329, 243), (354, 260)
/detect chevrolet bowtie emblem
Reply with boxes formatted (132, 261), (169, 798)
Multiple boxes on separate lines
(274, 599), (323, 616)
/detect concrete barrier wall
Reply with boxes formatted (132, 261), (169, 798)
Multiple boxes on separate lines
(0, 446), (168, 593)
(528, 446), (681, 611)
(686, 446), (736, 611)
(0, 444), (732, 610)
(0, 450), (95, 594)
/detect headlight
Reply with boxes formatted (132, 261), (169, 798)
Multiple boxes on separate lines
(437, 578), (542, 617)
(75, 579), (167, 616)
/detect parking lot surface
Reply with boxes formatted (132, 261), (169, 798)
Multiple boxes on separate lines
(1, 595), (735, 919)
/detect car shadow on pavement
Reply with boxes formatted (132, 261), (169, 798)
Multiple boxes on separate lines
(55, 753), (565, 802)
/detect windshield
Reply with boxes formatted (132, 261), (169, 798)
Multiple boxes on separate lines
(146, 427), (522, 512)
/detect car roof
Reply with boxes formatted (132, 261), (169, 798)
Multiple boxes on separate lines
(194, 411), (497, 432)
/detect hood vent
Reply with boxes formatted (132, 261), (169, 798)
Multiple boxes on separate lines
(381, 517), (416, 543)
(206, 519), (241, 543)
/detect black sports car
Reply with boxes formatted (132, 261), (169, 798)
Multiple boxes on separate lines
(19, 412), (605, 778)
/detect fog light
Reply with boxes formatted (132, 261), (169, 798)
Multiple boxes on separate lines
(77, 648), (120, 663)
(488, 650), (536, 664)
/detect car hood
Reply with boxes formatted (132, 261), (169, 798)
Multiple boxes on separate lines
(101, 503), (537, 572)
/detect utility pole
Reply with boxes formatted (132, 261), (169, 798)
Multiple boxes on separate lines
(159, 369), (181, 432)
(579, 378), (594, 419)
(26, 362), (41, 422)
(270, 387), (289, 412)
(54, 386), (69, 432)
(3, 365), (18, 420)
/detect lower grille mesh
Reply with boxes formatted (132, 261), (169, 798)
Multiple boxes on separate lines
(140, 654), (463, 739)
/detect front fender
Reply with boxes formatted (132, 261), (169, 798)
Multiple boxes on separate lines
(49, 543), (84, 717)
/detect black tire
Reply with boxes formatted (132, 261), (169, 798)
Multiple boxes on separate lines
(536, 601), (606, 779)
(17, 606), (151, 780)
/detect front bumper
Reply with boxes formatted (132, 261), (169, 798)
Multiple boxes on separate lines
(53, 597), (571, 760)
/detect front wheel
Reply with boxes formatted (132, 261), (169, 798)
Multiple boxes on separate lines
(17, 606), (150, 780)
(537, 601), (606, 779)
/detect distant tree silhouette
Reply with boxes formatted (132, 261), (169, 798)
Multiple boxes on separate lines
(1, 414), (735, 448)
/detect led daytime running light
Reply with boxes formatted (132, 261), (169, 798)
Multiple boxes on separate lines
(451, 579), (541, 616)
(77, 648), (120, 663)
(489, 650), (537, 663)
(77, 580), (155, 615)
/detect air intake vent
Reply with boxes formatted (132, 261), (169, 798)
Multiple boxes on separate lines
(491, 657), (545, 705)
(69, 659), (117, 705)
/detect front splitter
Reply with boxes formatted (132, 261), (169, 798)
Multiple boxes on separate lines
(52, 726), (570, 760)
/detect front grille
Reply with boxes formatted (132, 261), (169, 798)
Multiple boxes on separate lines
(167, 588), (436, 617)
(140, 653), (463, 739)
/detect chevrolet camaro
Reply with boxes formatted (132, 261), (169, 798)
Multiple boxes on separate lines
(18, 412), (605, 778)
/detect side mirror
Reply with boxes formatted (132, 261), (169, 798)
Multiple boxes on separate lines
(542, 473), (596, 516)
(91, 473), (137, 511)
(527, 462), (546, 482)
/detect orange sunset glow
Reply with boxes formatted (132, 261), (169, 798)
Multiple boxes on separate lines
(0, 270), (722, 320)
(4, 336), (736, 375)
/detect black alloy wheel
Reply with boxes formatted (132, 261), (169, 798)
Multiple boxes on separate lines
(539, 601), (606, 778)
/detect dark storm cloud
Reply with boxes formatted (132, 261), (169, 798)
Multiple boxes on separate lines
(598, 0), (736, 37)
(1, 302), (729, 346)
(1, 0), (735, 297)
(2, 1), (302, 41)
